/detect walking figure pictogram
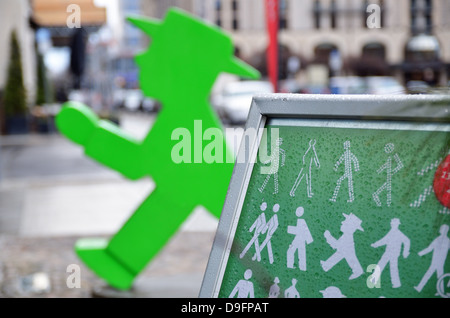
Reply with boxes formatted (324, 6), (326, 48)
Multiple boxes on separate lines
(330, 140), (359, 203)
(321, 213), (364, 280)
(229, 269), (255, 298)
(259, 138), (286, 195)
(373, 143), (403, 207)
(320, 286), (346, 298)
(284, 278), (300, 298)
(414, 224), (450, 293)
(287, 207), (313, 271)
(290, 139), (320, 198)
(251, 203), (280, 264)
(371, 218), (410, 288)
(240, 202), (268, 262)
(268, 277), (280, 298)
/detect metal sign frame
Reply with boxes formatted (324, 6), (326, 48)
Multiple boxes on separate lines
(199, 94), (450, 298)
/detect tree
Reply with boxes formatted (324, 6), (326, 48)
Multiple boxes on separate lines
(35, 50), (46, 106)
(3, 30), (27, 117)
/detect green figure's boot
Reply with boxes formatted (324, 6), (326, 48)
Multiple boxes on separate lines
(76, 188), (194, 290)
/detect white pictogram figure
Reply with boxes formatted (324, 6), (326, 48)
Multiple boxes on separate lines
(252, 204), (279, 264)
(414, 224), (450, 293)
(229, 269), (254, 298)
(290, 139), (320, 198)
(287, 207), (313, 271)
(268, 277), (280, 298)
(320, 286), (346, 298)
(417, 158), (442, 176)
(284, 278), (300, 298)
(409, 158), (443, 208)
(439, 207), (450, 215)
(321, 213), (364, 280)
(259, 138), (286, 194)
(373, 143), (403, 207)
(370, 218), (410, 288)
(330, 140), (360, 203)
(410, 185), (434, 208)
(240, 202), (267, 261)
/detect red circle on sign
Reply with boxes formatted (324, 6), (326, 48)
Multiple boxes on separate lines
(434, 155), (450, 208)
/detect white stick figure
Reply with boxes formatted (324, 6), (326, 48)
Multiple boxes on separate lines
(259, 138), (286, 194)
(409, 158), (442, 208)
(371, 218), (410, 288)
(290, 139), (320, 198)
(414, 224), (450, 293)
(320, 286), (346, 298)
(321, 213), (364, 280)
(252, 203), (279, 264)
(268, 277), (280, 298)
(240, 202), (267, 261)
(373, 143), (403, 207)
(284, 278), (300, 298)
(229, 269), (254, 298)
(330, 140), (359, 203)
(287, 207), (313, 271)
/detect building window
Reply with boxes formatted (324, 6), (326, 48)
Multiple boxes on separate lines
(363, 0), (384, 28)
(363, 0), (369, 28)
(313, 0), (321, 29)
(215, 0), (222, 27)
(411, 0), (433, 35)
(279, 0), (288, 30)
(363, 42), (386, 60)
(330, 0), (337, 29)
(232, 0), (239, 30)
(424, 0), (432, 34)
(314, 43), (338, 65)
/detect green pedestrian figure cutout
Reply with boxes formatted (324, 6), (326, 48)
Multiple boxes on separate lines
(56, 8), (259, 290)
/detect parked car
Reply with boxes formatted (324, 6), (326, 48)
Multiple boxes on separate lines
(406, 81), (430, 94)
(123, 89), (143, 111)
(329, 76), (366, 94)
(114, 89), (158, 112)
(212, 80), (274, 124)
(365, 76), (405, 95)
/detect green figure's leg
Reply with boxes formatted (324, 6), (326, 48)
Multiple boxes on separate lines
(76, 187), (193, 290)
(57, 103), (201, 289)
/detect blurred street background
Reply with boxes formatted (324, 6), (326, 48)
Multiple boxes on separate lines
(0, 0), (449, 298)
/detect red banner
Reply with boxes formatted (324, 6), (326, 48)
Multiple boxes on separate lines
(265, 0), (279, 92)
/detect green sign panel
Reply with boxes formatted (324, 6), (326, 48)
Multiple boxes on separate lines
(200, 95), (450, 298)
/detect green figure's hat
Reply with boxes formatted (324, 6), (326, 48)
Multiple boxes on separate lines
(127, 8), (260, 79)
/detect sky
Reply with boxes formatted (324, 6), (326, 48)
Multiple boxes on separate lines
(94, 0), (121, 30)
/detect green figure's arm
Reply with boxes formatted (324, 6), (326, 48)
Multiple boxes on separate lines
(56, 102), (145, 180)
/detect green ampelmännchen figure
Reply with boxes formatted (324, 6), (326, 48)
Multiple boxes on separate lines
(56, 8), (260, 290)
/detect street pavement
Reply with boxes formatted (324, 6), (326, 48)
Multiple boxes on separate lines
(0, 111), (222, 298)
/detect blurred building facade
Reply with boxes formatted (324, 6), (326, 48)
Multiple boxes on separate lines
(141, 0), (450, 87)
(30, 0), (109, 107)
(0, 0), (108, 106)
(111, 0), (146, 90)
